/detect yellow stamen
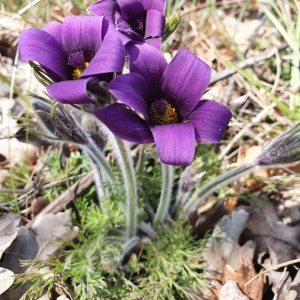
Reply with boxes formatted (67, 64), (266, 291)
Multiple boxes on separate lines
(72, 62), (90, 80)
(149, 102), (178, 125)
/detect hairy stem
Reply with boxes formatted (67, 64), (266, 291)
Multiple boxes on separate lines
(184, 162), (260, 215)
(154, 163), (174, 226)
(107, 134), (138, 238)
(135, 144), (146, 177)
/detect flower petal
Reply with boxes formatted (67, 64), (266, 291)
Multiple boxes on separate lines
(93, 103), (154, 143)
(19, 28), (69, 81)
(81, 31), (125, 76)
(43, 21), (63, 45)
(46, 78), (97, 104)
(145, 9), (165, 39)
(144, 0), (166, 12)
(116, 13), (144, 41)
(151, 123), (195, 165)
(108, 73), (151, 119)
(145, 37), (162, 49)
(161, 48), (212, 118)
(188, 100), (232, 142)
(127, 42), (167, 98)
(117, 0), (145, 19)
(62, 16), (103, 62)
(88, 0), (118, 19)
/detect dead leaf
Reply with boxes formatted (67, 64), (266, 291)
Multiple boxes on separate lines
(31, 210), (78, 260)
(202, 209), (255, 299)
(243, 199), (300, 262)
(286, 269), (300, 300)
(0, 267), (14, 295)
(242, 198), (300, 299)
(0, 213), (20, 259)
(219, 281), (249, 300)
(31, 197), (50, 218)
(224, 262), (264, 300)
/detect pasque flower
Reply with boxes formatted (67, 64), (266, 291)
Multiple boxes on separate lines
(88, 0), (166, 48)
(94, 43), (232, 165)
(19, 16), (125, 104)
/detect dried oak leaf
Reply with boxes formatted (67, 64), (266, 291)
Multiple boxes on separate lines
(202, 209), (255, 299)
(224, 262), (264, 300)
(242, 198), (300, 299)
(219, 281), (249, 300)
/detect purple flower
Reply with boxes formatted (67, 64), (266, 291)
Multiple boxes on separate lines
(19, 16), (125, 104)
(93, 43), (232, 165)
(88, 0), (166, 48)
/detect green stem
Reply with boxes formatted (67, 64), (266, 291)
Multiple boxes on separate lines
(87, 138), (116, 184)
(135, 144), (146, 177)
(83, 146), (106, 207)
(108, 134), (138, 238)
(184, 162), (260, 215)
(154, 163), (174, 226)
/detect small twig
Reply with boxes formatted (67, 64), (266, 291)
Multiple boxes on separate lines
(245, 258), (300, 287)
(209, 43), (289, 86)
(219, 102), (276, 160)
(27, 171), (94, 227)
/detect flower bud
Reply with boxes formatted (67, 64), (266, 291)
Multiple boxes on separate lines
(255, 123), (300, 166)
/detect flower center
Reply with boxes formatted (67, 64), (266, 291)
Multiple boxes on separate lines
(149, 99), (178, 125)
(130, 17), (146, 37)
(72, 62), (90, 80)
(67, 51), (89, 80)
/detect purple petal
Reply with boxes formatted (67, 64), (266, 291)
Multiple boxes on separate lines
(61, 16), (103, 62)
(145, 9), (165, 39)
(161, 48), (212, 118)
(108, 73), (151, 119)
(116, 13), (144, 41)
(81, 31), (125, 76)
(145, 37), (162, 49)
(151, 123), (195, 165)
(127, 42), (167, 97)
(88, 0), (118, 19)
(144, 0), (166, 12)
(46, 78), (97, 104)
(117, 0), (145, 19)
(188, 100), (232, 142)
(19, 28), (69, 81)
(93, 103), (154, 143)
(43, 21), (63, 45)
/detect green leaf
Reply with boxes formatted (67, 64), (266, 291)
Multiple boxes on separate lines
(162, 12), (181, 42)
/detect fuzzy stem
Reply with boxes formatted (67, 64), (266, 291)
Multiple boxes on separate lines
(184, 162), (260, 215)
(87, 138), (116, 184)
(104, 132), (138, 238)
(83, 147), (106, 207)
(135, 144), (146, 177)
(154, 163), (174, 226)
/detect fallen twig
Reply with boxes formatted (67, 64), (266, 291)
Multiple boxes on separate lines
(27, 171), (94, 227)
(209, 43), (288, 86)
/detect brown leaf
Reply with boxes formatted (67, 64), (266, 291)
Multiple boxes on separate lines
(0, 213), (21, 259)
(0, 268), (14, 295)
(224, 261), (264, 300)
(219, 281), (249, 300)
(286, 269), (300, 300)
(243, 199), (300, 299)
(202, 209), (255, 299)
(31, 210), (78, 260)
